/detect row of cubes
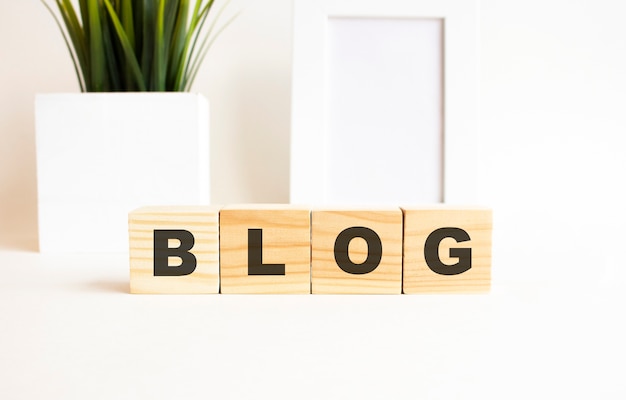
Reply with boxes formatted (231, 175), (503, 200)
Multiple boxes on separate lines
(129, 205), (492, 294)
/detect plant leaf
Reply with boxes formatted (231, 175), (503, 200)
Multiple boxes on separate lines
(103, 0), (147, 91)
(120, 0), (135, 89)
(87, 0), (106, 91)
(173, 0), (211, 90)
(186, 4), (239, 91)
(153, 0), (167, 90)
(42, 0), (86, 91)
(43, 0), (233, 92)
(167, 0), (190, 90)
(140, 0), (155, 89)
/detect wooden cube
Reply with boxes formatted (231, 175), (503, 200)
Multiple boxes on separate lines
(219, 205), (311, 294)
(311, 208), (403, 294)
(129, 206), (220, 294)
(402, 207), (492, 293)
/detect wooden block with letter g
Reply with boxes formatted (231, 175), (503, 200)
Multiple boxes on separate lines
(401, 206), (492, 293)
(219, 204), (311, 294)
(311, 208), (403, 294)
(129, 206), (220, 294)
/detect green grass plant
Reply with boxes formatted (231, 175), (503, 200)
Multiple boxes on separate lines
(42, 0), (235, 92)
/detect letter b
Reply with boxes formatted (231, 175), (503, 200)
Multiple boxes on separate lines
(153, 229), (197, 276)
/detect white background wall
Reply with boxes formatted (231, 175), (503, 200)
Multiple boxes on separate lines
(1, 0), (625, 284)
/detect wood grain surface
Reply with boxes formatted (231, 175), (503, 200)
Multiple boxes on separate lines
(129, 206), (220, 294)
(402, 206), (492, 293)
(219, 204), (311, 294)
(311, 208), (403, 294)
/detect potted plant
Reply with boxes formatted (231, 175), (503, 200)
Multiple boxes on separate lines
(36, 0), (235, 252)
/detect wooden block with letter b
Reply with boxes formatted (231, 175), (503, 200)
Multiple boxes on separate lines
(401, 206), (492, 293)
(219, 204), (311, 294)
(129, 206), (220, 294)
(311, 208), (403, 294)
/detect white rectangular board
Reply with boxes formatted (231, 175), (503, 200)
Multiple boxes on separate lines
(326, 17), (443, 204)
(291, 0), (479, 205)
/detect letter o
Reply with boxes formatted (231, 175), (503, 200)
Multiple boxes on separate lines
(334, 227), (383, 275)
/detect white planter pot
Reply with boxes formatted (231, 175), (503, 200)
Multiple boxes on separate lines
(35, 93), (210, 253)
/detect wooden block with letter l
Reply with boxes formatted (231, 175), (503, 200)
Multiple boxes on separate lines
(129, 206), (220, 294)
(219, 204), (311, 294)
(311, 208), (403, 294)
(401, 206), (492, 293)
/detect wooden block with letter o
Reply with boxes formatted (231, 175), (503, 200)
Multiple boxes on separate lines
(219, 204), (311, 294)
(129, 206), (220, 294)
(401, 206), (492, 293)
(311, 208), (403, 294)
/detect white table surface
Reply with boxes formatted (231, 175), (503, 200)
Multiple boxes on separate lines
(1, 244), (624, 399)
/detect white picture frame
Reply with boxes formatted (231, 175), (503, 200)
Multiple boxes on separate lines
(290, 0), (478, 205)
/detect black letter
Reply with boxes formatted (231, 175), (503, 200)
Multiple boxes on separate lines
(334, 227), (382, 274)
(153, 230), (197, 276)
(424, 227), (472, 275)
(248, 229), (285, 275)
